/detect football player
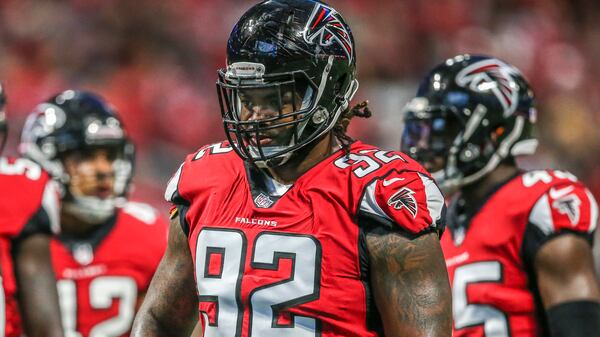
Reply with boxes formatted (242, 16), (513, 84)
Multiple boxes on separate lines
(401, 54), (600, 337)
(132, 1), (452, 337)
(0, 83), (65, 337)
(20, 90), (168, 337)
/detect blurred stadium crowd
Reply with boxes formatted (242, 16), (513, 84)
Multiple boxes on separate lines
(0, 0), (598, 211)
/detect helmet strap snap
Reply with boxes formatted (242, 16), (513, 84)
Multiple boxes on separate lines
(312, 108), (328, 124)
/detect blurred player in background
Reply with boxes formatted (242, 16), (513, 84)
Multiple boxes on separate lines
(0, 83), (65, 337)
(19, 90), (168, 337)
(401, 54), (600, 337)
(132, 1), (451, 337)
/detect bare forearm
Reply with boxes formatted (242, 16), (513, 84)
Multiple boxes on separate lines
(19, 274), (65, 337)
(535, 234), (600, 336)
(15, 235), (64, 337)
(368, 231), (452, 337)
(132, 294), (197, 337)
(131, 308), (194, 337)
(536, 234), (600, 308)
(131, 293), (184, 337)
(131, 217), (198, 336)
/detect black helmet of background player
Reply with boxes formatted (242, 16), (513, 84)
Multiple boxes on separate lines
(401, 55), (538, 194)
(217, 0), (359, 167)
(0, 84), (7, 154)
(20, 90), (135, 223)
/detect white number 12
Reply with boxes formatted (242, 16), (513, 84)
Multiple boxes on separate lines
(57, 276), (137, 337)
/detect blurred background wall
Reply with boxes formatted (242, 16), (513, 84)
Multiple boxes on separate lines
(0, 0), (599, 212)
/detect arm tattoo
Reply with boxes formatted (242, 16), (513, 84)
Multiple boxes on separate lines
(131, 217), (198, 337)
(367, 232), (452, 337)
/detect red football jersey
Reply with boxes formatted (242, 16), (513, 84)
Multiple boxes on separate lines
(165, 141), (446, 337)
(442, 170), (598, 337)
(0, 156), (60, 337)
(51, 202), (168, 337)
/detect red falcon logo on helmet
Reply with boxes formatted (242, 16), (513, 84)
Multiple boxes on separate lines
(456, 59), (520, 117)
(303, 3), (353, 63)
(387, 187), (418, 218)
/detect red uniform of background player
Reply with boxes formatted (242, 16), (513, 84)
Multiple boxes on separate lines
(0, 157), (62, 337)
(20, 90), (168, 337)
(442, 170), (597, 336)
(401, 54), (600, 337)
(0, 83), (64, 337)
(51, 202), (166, 337)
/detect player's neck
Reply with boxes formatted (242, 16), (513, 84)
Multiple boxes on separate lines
(461, 164), (519, 204)
(266, 133), (340, 185)
(60, 209), (103, 237)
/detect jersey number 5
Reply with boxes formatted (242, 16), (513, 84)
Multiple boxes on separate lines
(196, 229), (322, 337)
(0, 157), (41, 180)
(57, 276), (137, 337)
(453, 261), (509, 336)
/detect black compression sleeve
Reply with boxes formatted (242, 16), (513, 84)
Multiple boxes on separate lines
(14, 206), (53, 242)
(547, 300), (600, 337)
(176, 204), (190, 236)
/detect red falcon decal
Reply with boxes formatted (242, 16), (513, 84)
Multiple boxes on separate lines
(387, 187), (418, 218)
(455, 59), (520, 116)
(303, 3), (353, 63)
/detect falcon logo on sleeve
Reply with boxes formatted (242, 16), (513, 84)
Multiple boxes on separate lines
(360, 170), (444, 234)
(529, 177), (597, 235)
(387, 187), (418, 218)
(552, 194), (582, 226)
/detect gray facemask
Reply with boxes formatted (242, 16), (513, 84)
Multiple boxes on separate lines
(63, 195), (123, 225)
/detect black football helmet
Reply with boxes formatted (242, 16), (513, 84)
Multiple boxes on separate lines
(20, 90), (135, 223)
(401, 55), (537, 193)
(217, 0), (359, 167)
(0, 83), (7, 154)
